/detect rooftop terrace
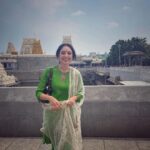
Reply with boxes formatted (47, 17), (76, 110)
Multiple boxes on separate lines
(0, 137), (150, 150)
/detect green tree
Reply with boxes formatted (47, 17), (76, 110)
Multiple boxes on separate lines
(106, 37), (150, 66)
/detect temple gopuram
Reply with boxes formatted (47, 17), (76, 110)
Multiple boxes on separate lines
(62, 35), (72, 45)
(20, 38), (44, 54)
(6, 42), (18, 55)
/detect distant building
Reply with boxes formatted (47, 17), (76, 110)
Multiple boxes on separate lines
(85, 52), (103, 66)
(0, 54), (17, 70)
(62, 36), (72, 45)
(0, 62), (17, 86)
(6, 42), (18, 55)
(20, 38), (44, 54)
(89, 52), (97, 57)
(0, 36), (86, 71)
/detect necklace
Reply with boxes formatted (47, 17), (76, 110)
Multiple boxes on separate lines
(61, 72), (67, 80)
(58, 65), (69, 80)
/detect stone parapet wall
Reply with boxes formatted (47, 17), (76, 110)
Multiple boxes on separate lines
(7, 71), (41, 82)
(99, 66), (150, 82)
(17, 55), (57, 71)
(0, 86), (150, 137)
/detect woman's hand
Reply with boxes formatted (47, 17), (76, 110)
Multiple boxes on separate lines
(49, 97), (62, 110)
(66, 96), (77, 107)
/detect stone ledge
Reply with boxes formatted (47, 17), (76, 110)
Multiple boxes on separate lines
(0, 86), (150, 137)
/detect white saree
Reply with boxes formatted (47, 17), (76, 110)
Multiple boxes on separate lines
(40, 67), (85, 150)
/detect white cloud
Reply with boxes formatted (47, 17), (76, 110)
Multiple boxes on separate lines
(123, 6), (130, 11)
(107, 22), (119, 29)
(71, 10), (86, 16)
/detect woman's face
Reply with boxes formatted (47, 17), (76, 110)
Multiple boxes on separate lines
(59, 46), (73, 66)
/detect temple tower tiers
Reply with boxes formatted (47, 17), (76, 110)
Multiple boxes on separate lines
(32, 40), (43, 54)
(6, 42), (17, 55)
(20, 38), (44, 54)
(0, 63), (17, 86)
(62, 35), (72, 45)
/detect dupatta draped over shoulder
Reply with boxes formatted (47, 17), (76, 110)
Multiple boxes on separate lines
(40, 67), (85, 150)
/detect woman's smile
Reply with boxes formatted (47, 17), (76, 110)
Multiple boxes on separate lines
(59, 46), (72, 65)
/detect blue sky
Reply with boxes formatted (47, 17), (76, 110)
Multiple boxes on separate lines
(0, 0), (150, 55)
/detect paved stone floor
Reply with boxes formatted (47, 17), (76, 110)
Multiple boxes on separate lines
(0, 137), (150, 150)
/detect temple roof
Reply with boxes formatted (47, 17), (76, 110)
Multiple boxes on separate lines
(123, 51), (145, 56)
(6, 42), (17, 54)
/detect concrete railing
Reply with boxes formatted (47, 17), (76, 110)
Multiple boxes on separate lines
(0, 85), (150, 137)
(98, 66), (150, 82)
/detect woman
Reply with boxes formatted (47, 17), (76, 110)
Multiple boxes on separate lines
(35, 43), (85, 150)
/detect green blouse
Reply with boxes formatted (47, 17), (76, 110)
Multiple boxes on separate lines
(35, 66), (82, 102)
